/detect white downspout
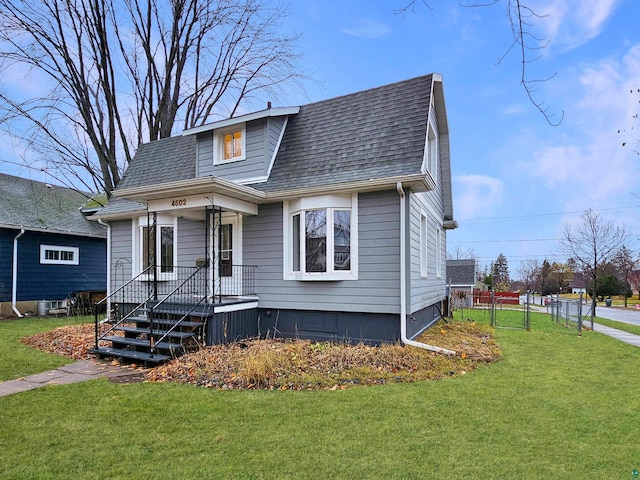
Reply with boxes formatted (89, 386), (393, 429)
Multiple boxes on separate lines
(97, 219), (111, 318)
(12, 228), (25, 318)
(397, 182), (455, 356)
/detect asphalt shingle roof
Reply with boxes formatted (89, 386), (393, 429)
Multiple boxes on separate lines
(116, 135), (196, 191)
(446, 259), (476, 285)
(111, 74), (435, 194)
(255, 74), (433, 192)
(0, 173), (106, 237)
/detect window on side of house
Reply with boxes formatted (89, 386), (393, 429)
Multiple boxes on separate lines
(435, 227), (442, 278)
(40, 245), (79, 265)
(427, 124), (438, 176)
(420, 212), (428, 278)
(285, 195), (358, 281)
(215, 124), (246, 164)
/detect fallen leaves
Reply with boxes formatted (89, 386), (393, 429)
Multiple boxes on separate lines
(21, 320), (502, 391)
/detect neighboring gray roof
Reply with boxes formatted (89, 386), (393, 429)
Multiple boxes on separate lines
(446, 259), (476, 285)
(0, 173), (106, 237)
(254, 74), (434, 192)
(116, 135), (196, 191)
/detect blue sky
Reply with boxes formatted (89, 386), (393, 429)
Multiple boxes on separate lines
(279, 0), (640, 275)
(2, 0), (639, 277)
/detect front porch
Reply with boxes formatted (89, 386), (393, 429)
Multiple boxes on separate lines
(92, 262), (259, 365)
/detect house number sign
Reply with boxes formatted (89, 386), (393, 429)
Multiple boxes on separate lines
(171, 198), (187, 207)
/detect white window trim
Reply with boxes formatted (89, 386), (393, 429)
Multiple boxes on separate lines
(283, 194), (358, 281)
(40, 245), (79, 265)
(133, 214), (178, 281)
(422, 106), (439, 178)
(435, 227), (442, 278)
(214, 123), (246, 164)
(420, 211), (428, 278)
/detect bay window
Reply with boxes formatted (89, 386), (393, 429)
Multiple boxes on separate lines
(285, 194), (358, 281)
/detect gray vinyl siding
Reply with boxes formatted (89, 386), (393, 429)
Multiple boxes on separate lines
(409, 186), (447, 313)
(266, 117), (285, 165)
(177, 218), (206, 267)
(243, 190), (401, 315)
(110, 219), (133, 292)
(196, 119), (271, 181)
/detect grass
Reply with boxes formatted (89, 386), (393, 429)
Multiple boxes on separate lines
(2, 312), (640, 478)
(0, 315), (90, 381)
(589, 316), (640, 336)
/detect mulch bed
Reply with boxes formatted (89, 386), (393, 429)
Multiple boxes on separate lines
(21, 320), (501, 390)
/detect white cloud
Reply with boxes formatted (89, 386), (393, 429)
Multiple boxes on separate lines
(453, 174), (504, 220)
(528, 43), (640, 208)
(342, 20), (391, 39)
(533, 0), (621, 51)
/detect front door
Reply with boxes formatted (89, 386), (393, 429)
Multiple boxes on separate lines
(212, 213), (242, 298)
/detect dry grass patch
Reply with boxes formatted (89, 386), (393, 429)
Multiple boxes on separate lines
(147, 320), (500, 390)
(20, 319), (500, 390)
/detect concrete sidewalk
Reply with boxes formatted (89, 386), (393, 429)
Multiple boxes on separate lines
(588, 322), (640, 348)
(0, 360), (145, 398)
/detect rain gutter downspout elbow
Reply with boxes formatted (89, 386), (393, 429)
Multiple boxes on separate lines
(12, 228), (25, 318)
(396, 182), (455, 356)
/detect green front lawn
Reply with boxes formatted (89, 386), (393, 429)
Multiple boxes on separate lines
(0, 315), (90, 381)
(1, 313), (639, 479)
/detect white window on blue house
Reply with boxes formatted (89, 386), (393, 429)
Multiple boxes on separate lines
(284, 194), (358, 281)
(40, 245), (79, 265)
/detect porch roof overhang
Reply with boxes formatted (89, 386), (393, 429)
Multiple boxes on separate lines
(104, 172), (436, 219)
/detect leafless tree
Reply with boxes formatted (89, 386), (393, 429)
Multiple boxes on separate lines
(560, 209), (627, 326)
(517, 258), (539, 292)
(612, 245), (637, 308)
(395, 0), (563, 125)
(0, 0), (302, 196)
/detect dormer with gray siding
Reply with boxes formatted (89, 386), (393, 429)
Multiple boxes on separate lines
(184, 107), (299, 184)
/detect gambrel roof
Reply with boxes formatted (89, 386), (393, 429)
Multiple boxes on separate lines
(99, 73), (454, 223)
(254, 75), (434, 192)
(0, 173), (106, 237)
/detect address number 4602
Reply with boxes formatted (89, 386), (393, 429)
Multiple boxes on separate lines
(171, 199), (187, 207)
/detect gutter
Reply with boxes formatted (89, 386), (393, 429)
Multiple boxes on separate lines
(12, 228), (25, 317)
(396, 182), (455, 355)
(97, 219), (111, 318)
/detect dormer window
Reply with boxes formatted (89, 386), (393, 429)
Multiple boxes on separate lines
(215, 124), (246, 164)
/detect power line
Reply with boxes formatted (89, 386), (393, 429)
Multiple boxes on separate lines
(456, 205), (640, 225)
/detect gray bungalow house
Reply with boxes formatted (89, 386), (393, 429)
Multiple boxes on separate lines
(92, 74), (457, 363)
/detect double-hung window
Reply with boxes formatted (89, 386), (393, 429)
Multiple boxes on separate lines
(284, 194), (358, 281)
(137, 215), (177, 279)
(215, 124), (246, 164)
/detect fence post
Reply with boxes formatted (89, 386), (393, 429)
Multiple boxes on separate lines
(490, 290), (495, 327)
(578, 293), (583, 336)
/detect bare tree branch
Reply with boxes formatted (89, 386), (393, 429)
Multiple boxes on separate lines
(397, 0), (564, 125)
(0, 0), (304, 195)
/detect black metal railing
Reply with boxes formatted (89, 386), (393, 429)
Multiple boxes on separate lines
(94, 266), (155, 349)
(214, 264), (257, 302)
(147, 264), (210, 354)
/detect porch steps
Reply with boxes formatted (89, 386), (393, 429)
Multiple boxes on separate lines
(91, 346), (171, 364)
(92, 306), (208, 366)
(101, 336), (186, 353)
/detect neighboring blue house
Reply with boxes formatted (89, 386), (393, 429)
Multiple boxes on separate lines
(0, 173), (107, 317)
(92, 74), (457, 362)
